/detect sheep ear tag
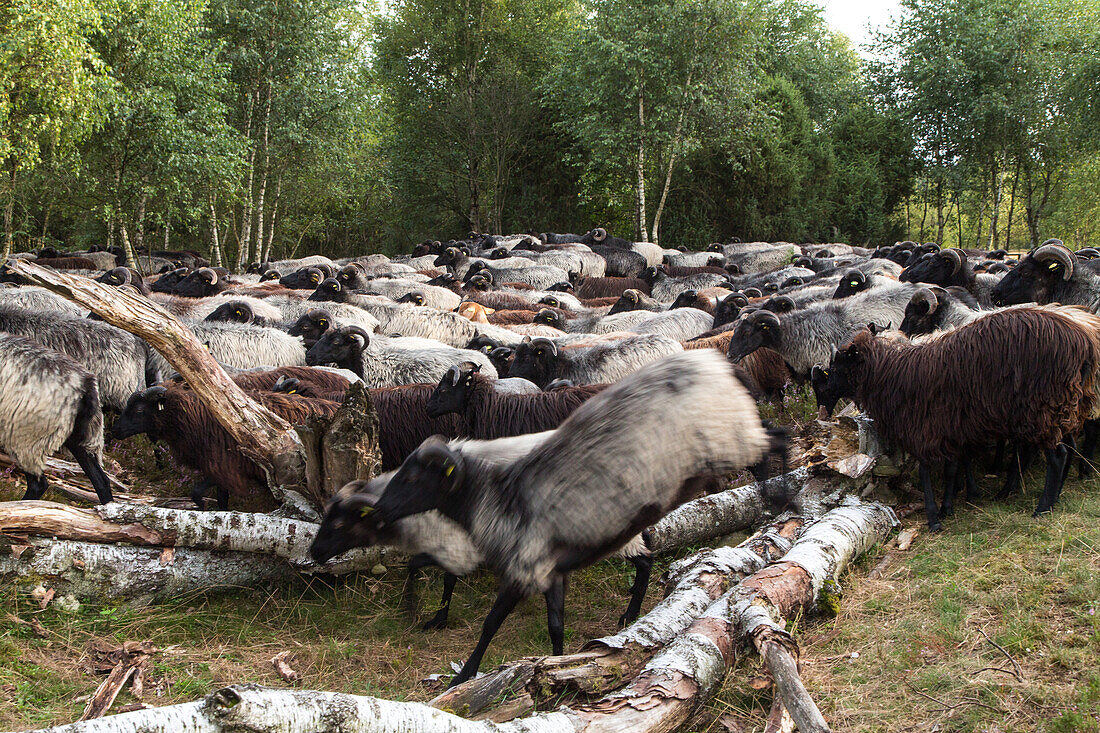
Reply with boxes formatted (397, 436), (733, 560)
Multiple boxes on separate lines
(359, 506), (373, 518)
(1048, 262), (1060, 270)
(157, 403), (165, 411)
(444, 465), (455, 477)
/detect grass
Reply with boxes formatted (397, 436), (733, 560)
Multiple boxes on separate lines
(3, 418), (1100, 730)
(702, 473), (1100, 733)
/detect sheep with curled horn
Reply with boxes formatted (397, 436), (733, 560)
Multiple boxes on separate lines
(147, 321), (306, 376)
(359, 349), (789, 687)
(0, 334), (113, 504)
(642, 266), (731, 303)
(899, 286), (984, 337)
(96, 267), (150, 294)
(463, 261), (571, 291)
(992, 240), (1100, 312)
(203, 300), (275, 327)
(173, 267), (230, 298)
(311, 435), (655, 633)
(150, 267), (190, 293)
(305, 324), (497, 388)
(811, 305), (1100, 530)
(727, 281), (920, 380)
(278, 266), (329, 290)
(607, 288), (663, 315)
(508, 333), (682, 388)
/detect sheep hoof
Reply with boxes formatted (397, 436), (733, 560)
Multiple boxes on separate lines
(421, 612), (449, 631)
(929, 522), (943, 533)
(1032, 508), (1052, 518)
(939, 506), (954, 518)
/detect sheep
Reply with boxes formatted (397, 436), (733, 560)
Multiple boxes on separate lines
(305, 325), (497, 388)
(900, 247), (1000, 306)
(267, 297), (380, 336)
(96, 267), (150, 294)
(312, 441), (655, 632)
(508, 333), (682, 388)
(898, 286), (984, 337)
(204, 300), (281, 327)
(714, 243), (799, 273)
(229, 366), (352, 398)
(113, 383), (341, 509)
(363, 349), (786, 686)
(643, 267), (730, 302)
(0, 304), (155, 410)
(627, 307), (714, 341)
(279, 266), (331, 290)
(727, 282), (919, 379)
(251, 255), (336, 276)
(991, 240), (1100, 311)
(173, 267), (231, 298)
(812, 306), (1100, 529)
(426, 361), (606, 438)
(608, 289), (664, 314)
(464, 262), (571, 291)
(77, 250), (123, 270)
(0, 334), (112, 504)
(590, 246), (649, 278)
(0, 286), (86, 317)
(31, 256), (99, 271)
(150, 267), (190, 293)
(189, 322), (307, 370)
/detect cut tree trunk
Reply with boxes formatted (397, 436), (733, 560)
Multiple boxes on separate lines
(31, 501), (896, 733)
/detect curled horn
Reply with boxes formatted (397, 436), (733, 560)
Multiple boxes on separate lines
(307, 308), (332, 322)
(447, 364), (462, 387)
(112, 267), (132, 284)
(198, 267), (218, 284)
(142, 385), (168, 400)
(911, 287), (939, 315)
(343, 326), (371, 346)
(318, 263), (336, 278)
(307, 267), (324, 283)
(749, 309), (782, 329)
(1032, 242), (1075, 281)
(531, 337), (558, 356)
(592, 227), (608, 242)
(941, 248), (964, 275)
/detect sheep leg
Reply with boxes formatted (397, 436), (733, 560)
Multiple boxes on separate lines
(21, 472), (48, 501)
(1079, 419), (1099, 477)
(919, 462), (941, 532)
(1034, 444), (1069, 517)
(66, 444), (114, 505)
(421, 573), (459, 632)
(990, 440), (1007, 473)
(961, 457), (979, 503)
(997, 444), (1036, 500)
(939, 460), (959, 518)
(401, 553), (435, 620)
(447, 586), (524, 688)
(1061, 436), (1076, 485)
(544, 574), (566, 656)
(619, 553), (653, 627)
(190, 479), (214, 510)
(216, 485), (229, 510)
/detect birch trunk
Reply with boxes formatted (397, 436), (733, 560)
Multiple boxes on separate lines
(237, 90), (258, 272)
(261, 174), (281, 264)
(253, 83), (272, 265)
(635, 87), (649, 243)
(2, 161), (14, 259)
(209, 196), (223, 268)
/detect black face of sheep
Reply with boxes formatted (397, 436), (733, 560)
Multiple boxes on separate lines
(434, 247), (464, 269)
(509, 338), (559, 388)
(465, 273), (493, 291)
(899, 288), (942, 337)
(113, 387), (168, 440)
(151, 267), (189, 293)
(480, 344), (512, 375)
(547, 281), (574, 292)
(670, 290), (704, 311)
(174, 268), (228, 298)
(310, 482), (384, 564)
(280, 267), (325, 290)
(368, 439), (465, 531)
(742, 286), (762, 299)
(246, 261), (268, 274)
(781, 276), (805, 290)
(810, 343), (862, 418)
(397, 292), (427, 306)
(712, 294), (744, 328)
(426, 362), (480, 418)
(762, 296), (795, 314)
(532, 309), (566, 330)
(990, 241), (1073, 307)
(205, 301), (256, 326)
(466, 335), (502, 352)
(306, 326), (369, 369)
(833, 270), (868, 298)
(763, 281), (779, 293)
(309, 278), (346, 303)
(608, 289), (643, 314)
(488, 248), (510, 260)
(97, 267), (132, 287)
(538, 295), (568, 310)
(428, 273), (459, 288)
(640, 266), (662, 284)
(900, 248), (967, 287)
(257, 269), (279, 282)
(288, 309), (333, 347)
(727, 310), (780, 362)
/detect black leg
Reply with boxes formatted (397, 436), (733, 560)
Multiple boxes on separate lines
(997, 444), (1035, 500)
(544, 574), (565, 656)
(216, 485), (229, 510)
(1034, 444), (1069, 517)
(1080, 419), (1099, 477)
(190, 479), (213, 510)
(962, 457), (979, 503)
(402, 553), (436, 620)
(21, 472), (48, 501)
(447, 586), (524, 688)
(991, 440), (1006, 473)
(422, 572), (458, 631)
(940, 460), (959, 518)
(619, 553), (653, 627)
(1061, 436), (1075, 484)
(68, 446), (113, 505)
(920, 461), (941, 532)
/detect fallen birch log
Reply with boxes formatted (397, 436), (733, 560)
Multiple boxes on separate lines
(30, 500), (896, 733)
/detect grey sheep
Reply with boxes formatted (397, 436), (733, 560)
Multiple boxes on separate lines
(362, 349), (783, 686)
(0, 334), (112, 503)
(509, 333), (683, 388)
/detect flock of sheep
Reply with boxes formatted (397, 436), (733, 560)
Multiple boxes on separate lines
(1, 229), (1098, 685)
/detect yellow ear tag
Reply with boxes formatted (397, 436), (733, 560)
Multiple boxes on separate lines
(1048, 262), (1059, 270)
(359, 506), (373, 517)
(444, 465), (455, 477)
(289, 389), (297, 394)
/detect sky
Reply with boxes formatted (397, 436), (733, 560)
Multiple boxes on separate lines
(815, 0), (902, 53)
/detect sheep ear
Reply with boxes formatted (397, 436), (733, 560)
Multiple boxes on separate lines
(344, 492), (378, 518)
